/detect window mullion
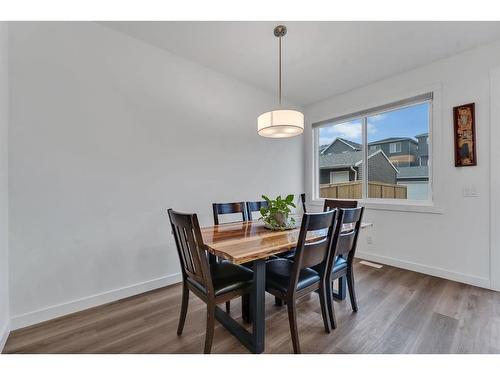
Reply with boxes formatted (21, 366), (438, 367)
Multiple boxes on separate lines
(362, 117), (368, 199)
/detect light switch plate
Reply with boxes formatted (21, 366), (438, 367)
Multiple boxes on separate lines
(463, 185), (479, 197)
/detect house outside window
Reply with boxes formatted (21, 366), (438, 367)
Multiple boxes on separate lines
(315, 93), (432, 202)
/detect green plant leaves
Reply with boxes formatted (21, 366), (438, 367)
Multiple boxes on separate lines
(259, 194), (296, 230)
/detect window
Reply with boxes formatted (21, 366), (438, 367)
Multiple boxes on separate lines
(318, 119), (363, 199)
(315, 93), (432, 202)
(389, 142), (401, 153)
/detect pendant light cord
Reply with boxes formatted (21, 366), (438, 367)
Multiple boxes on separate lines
(278, 35), (282, 107)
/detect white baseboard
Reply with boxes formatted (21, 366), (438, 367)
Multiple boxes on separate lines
(11, 273), (182, 331)
(356, 251), (491, 289)
(0, 321), (10, 354)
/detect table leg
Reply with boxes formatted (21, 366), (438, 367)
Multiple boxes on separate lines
(251, 259), (266, 353)
(213, 258), (266, 354)
(332, 276), (347, 301)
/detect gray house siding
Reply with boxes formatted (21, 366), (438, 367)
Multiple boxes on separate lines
(370, 141), (409, 158)
(361, 152), (397, 184)
(368, 152), (397, 184)
(416, 134), (429, 166)
(320, 169), (330, 184)
(417, 136), (428, 156)
(369, 139), (419, 167)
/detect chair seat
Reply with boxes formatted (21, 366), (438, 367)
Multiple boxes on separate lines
(187, 261), (253, 296)
(266, 258), (320, 294)
(278, 248), (296, 260)
(312, 256), (347, 275)
(331, 257), (347, 274)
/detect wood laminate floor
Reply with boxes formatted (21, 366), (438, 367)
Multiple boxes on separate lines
(4, 259), (500, 354)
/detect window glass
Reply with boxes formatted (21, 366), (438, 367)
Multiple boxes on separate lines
(316, 99), (431, 202)
(318, 119), (363, 199)
(367, 102), (430, 200)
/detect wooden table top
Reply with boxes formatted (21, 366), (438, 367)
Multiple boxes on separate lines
(201, 220), (372, 265)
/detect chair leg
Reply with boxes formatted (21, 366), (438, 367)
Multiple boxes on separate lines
(347, 266), (358, 312)
(177, 282), (189, 336)
(275, 297), (284, 306)
(242, 294), (251, 323)
(225, 301), (231, 313)
(326, 280), (337, 329)
(318, 285), (331, 333)
(204, 303), (215, 354)
(286, 298), (301, 354)
(332, 276), (347, 301)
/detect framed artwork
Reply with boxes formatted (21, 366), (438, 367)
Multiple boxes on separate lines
(453, 103), (477, 167)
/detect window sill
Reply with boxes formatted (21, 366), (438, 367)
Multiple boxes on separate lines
(310, 199), (443, 214)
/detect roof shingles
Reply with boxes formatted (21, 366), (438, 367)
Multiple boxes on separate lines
(319, 150), (379, 168)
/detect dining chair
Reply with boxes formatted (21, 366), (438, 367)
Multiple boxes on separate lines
(322, 199), (358, 299)
(280, 199), (357, 262)
(168, 209), (254, 353)
(323, 199), (358, 211)
(300, 193), (307, 213)
(265, 210), (337, 353)
(212, 201), (249, 316)
(212, 202), (248, 225)
(277, 193), (306, 262)
(323, 207), (364, 329)
(246, 200), (268, 221)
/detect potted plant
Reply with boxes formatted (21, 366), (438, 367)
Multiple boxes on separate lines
(260, 194), (297, 230)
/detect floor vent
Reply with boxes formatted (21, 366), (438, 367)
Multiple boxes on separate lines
(359, 260), (383, 269)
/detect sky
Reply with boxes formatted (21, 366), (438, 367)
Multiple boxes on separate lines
(319, 102), (430, 147)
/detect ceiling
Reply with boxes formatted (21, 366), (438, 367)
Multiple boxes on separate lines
(101, 21), (500, 106)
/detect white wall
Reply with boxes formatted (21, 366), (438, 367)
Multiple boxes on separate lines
(490, 67), (500, 291)
(305, 39), (500, 290)
(0, 22), (10, 351)
(8, 22), (303, 328)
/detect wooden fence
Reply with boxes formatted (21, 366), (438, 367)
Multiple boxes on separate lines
(320, 181), (407, 199)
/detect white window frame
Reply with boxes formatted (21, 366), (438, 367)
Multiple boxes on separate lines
(311, 90), (440, 213)
(389, 142), (401, 153)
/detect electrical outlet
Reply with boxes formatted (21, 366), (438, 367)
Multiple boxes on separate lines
(366, 236), (373, 245)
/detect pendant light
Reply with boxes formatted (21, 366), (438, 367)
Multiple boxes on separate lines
(257, 25), (304, 138)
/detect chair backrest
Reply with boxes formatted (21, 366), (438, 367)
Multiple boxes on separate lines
(300, 193), (307, 213)
(212, 202), (248, 225)
(329, 207), (364, 266)
(246, 200), (268, 221)
(323, 199), (358, 211)
(289, 210), (337, 292)
(168, 209), (212, 293)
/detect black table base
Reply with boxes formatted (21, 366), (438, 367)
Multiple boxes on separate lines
(214, 259), (266, 354)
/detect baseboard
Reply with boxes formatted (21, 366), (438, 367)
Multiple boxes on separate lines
(11, 273), (182, 331)
(0, 321), (10, 354)
(356, 251), (491, 289)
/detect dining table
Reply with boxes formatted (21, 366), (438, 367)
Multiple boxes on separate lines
(200, 219), (373, 354)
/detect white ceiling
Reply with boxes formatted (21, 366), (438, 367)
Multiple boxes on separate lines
(101, 21), (500, 106)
